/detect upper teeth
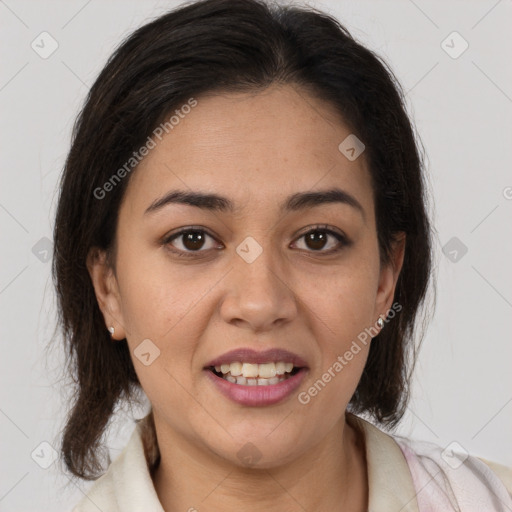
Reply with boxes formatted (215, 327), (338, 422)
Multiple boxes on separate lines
(215, 362), (294, 379)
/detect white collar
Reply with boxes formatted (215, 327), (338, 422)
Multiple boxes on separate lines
(75, 412), (419, 511)
(347, 413), (420, 511)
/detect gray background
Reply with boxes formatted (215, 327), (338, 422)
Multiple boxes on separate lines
(1, 0), (511, 510)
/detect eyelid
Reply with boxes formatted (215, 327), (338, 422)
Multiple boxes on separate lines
(163, 225), (217, 240)
(162, 226), (222, 254)
(293, 223), (346, 240)
(291, 224), (350, 253)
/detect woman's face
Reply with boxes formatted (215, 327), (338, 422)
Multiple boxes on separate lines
(90, 84), (404, 468)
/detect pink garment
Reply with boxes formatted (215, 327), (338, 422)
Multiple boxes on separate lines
(395, 436), (512, 512)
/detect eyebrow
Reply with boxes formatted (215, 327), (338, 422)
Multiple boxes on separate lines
(144, 187), (365, 221)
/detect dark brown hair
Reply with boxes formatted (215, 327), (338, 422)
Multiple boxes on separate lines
(53, 0), (434, 481)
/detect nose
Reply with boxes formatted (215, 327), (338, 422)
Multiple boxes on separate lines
(219, 241), (298, 333)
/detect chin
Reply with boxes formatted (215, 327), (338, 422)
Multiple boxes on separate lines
(205, 427), (309, 470)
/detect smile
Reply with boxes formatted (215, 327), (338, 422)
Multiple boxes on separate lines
(203, 348), (309, 406)
(209, 361), (300, 386)
(205, 364), (308, 407)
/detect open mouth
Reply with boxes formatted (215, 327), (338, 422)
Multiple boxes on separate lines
(207, 362), (302, 386)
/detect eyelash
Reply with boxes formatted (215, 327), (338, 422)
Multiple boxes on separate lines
(162, 224), (350, 259)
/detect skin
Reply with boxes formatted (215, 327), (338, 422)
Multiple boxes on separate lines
(88, 83), (405, 512)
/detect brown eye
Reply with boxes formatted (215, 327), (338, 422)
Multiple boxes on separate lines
(181, 230), (207, 250)
(293, 227), (349, 254)
(304, 231), (329, 250)
(164, 228), (220, 256)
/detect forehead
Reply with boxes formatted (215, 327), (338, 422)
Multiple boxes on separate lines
(122, 84), (373, 219)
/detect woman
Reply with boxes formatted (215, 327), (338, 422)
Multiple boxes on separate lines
(52, 0), (512, 510)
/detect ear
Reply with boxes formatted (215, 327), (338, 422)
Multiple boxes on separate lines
(374, 232), (406, 321)
(86, 247), (127, 340)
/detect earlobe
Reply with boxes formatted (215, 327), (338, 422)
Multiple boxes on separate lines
(86, 247), (126, 340)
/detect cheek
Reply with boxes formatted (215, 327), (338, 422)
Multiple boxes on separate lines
(115, 242), (209, 340)
(115, 251), (211, 414)
(295, 246), (379, 406)
(300, 252), (380, 344)
(296, 270), (375, 423)
(113, 247), (215, 395)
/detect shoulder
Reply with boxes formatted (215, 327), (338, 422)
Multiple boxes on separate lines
(479, 458), (512, 492)
(71, 415), (164, 512)
(70, 460), (119, 512)
(393, 434), (512, 511)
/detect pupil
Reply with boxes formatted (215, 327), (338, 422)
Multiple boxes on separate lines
(183, 231), (204, 250)
(306, 231), (326, 250)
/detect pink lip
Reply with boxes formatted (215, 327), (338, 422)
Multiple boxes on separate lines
(204, 348), (308, 368)
(204, 367), (308, 406)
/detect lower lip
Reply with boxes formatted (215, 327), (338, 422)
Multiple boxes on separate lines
(204, 368), (308, 406)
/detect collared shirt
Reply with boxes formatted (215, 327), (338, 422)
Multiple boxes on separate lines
(72, 412), (512, 511)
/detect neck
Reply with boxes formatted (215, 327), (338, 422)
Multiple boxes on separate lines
(152, 413), (368, 512)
